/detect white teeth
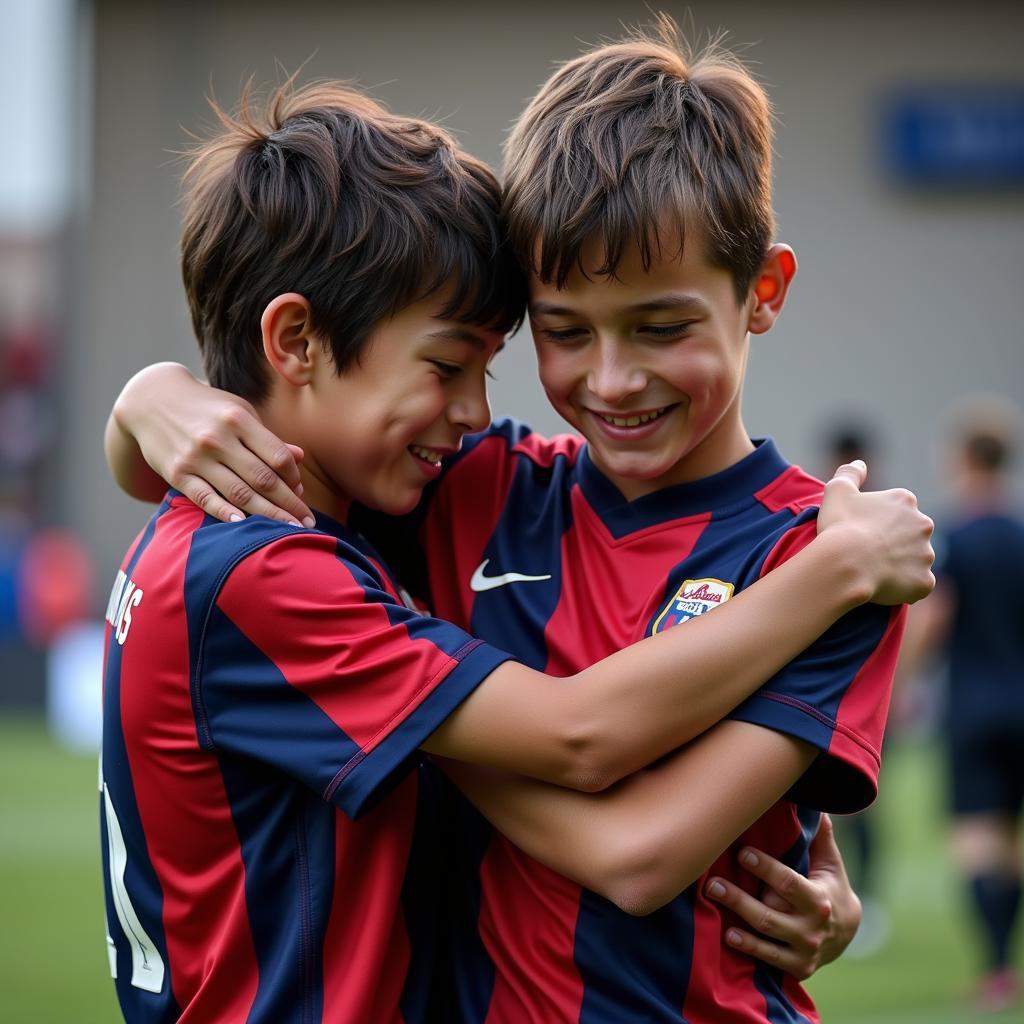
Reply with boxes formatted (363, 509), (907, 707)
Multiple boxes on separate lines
(410, 445), (443, 465)
(598, 407), (668, 428)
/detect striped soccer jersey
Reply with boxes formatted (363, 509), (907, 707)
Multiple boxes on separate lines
(359, 419), (904, 1024)
(100, 493), (510, 1023)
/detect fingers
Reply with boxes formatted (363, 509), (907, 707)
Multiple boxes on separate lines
(174, 419), (313, 526)
(735, 848), (830, 915)
(174, 447), (313, 526)
(719, 926), (814, 980)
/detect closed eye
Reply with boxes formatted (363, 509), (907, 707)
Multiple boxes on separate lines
(639, 322), (693, 339)
(430, 360), (462, 379)
(537, 326), (589, 343)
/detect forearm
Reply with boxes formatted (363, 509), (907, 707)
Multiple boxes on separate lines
(563, 526), (870, 785)
(441, 721), (816, 915)
(427, 527), (868, 789)
(106, 363), (195, 501)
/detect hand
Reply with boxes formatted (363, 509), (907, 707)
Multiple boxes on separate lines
(114, 363), (313, 526)
(705, 814), (862, 981)
(817, 461), (935, 605)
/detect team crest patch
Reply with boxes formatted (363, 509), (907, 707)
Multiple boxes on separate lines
(652, 578), (735, 633)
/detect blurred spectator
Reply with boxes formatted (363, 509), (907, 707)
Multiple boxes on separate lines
(899, 394), (1024, 1013)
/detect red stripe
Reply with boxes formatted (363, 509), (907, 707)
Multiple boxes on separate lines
(757, 518), (818, 577)
(216, 536), (459, 751)
(754, 466), (823, 515)
(544, 488), (712, 675)
(480, 843), (585, 1023)
(827, 606), (905, 795)
(119, 504), (260, 1020)
(321, 777), (416, 1023)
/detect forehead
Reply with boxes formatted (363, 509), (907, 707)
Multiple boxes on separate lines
(528, 226), (729, 316)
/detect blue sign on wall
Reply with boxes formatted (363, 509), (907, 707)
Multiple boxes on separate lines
(884, 88), (1024, 186)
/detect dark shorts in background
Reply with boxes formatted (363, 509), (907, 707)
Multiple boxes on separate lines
(949, 722), (1024, 817)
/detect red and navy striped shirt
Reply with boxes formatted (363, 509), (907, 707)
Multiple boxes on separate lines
(100, 493), (510, 1023)
(360, 419), (904, 1024)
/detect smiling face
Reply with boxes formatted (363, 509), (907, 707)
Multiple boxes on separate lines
(529, 229), (794, 500)
(262, 289), (504, 519)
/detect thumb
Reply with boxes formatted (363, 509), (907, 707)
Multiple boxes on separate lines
(808, 813), (844, 875)
(827, 459), (867, 492)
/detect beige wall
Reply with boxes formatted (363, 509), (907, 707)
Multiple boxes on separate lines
(71, 0), (1024, 587)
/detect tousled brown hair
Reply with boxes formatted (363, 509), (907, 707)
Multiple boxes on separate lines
(181, 78), (526, 401)
(503, 16), (774, 300)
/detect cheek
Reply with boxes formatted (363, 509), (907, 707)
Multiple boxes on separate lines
(535, 350), (577, 404)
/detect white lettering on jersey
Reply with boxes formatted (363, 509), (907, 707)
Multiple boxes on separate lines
(104, 570), (144, 646)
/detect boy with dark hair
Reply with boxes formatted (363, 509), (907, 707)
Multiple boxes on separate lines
(102, 74), (932, 1024)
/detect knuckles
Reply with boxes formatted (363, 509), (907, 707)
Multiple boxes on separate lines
(226, 481), (255, 507)
(218, 405), (250, 431)
(250, 465), (279, 493)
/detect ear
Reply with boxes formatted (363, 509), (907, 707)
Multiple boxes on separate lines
(747, 244), (797, 335)
(261, 293), (319, 385)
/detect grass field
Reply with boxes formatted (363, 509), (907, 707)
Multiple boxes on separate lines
(1, 715), (1019, 1023)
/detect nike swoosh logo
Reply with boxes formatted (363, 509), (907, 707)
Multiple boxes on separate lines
(470, 559), (553, 593)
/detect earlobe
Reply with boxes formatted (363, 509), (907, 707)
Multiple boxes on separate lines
(748, 245), (797, 335)
(261, 293), (318, 385)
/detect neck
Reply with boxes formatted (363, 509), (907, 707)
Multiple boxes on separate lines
(255, 397), (352, 525)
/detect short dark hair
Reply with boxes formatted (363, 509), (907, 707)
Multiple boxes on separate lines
(503, 15), (774, 300)
(181, 79), (526, 401)
(964, 431), (1011, 473)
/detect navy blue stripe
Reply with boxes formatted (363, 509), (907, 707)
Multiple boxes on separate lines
(182, 515), (306, 750)
(468, 452), (574, 670)
(217, 743), (336, 1023)
(200, 605), (365, 804)
(400, 765), (443, 1022)
(438, 775), (498, 1024)
(101, 506), (181, 1022)
(577, 888), (697, 1023)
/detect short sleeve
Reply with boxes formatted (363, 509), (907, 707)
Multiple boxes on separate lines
(727, 519), (906, 813)
(193, 531), (513, 819)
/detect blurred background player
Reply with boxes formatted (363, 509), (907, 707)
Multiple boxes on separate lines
(900, 394), (1024, 1012)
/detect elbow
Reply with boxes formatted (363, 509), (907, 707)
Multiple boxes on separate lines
(591, 836), (697, 917)
(554, 703), (631, 794)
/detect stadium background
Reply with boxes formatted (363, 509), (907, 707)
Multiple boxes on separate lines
(1, 1), (1022, 1020)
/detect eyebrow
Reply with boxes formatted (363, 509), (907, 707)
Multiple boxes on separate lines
(530, 293), (709, 317)
(426, 327), (505, 354)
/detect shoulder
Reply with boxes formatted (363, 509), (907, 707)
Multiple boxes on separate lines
(190, 516), (391, 615)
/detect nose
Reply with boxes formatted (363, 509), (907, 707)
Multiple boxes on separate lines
(586, 339), (647, 405)
(448, 372), (492, 434)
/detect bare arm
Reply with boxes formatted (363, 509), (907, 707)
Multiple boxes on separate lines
(422, 523), (878, 789)
(105, 363), (314, 526)
(440, 720), (816, 916)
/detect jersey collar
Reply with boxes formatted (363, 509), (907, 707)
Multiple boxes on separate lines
(576, 438), (791, 538)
